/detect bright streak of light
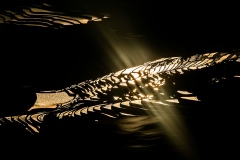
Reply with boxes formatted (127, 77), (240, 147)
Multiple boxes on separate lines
(181, 96), (201, 101)
(92, 19), (163, 73)
(140, 86), (198, 159)
(130, 73), (140, 79)
(177, 90), (193, 95)
(165, 99), (179, 103)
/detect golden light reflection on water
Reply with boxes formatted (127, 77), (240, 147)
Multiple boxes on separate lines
(29, 92), (74, 110)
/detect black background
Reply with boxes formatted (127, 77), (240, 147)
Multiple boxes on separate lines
(0, 1), (239, 159)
